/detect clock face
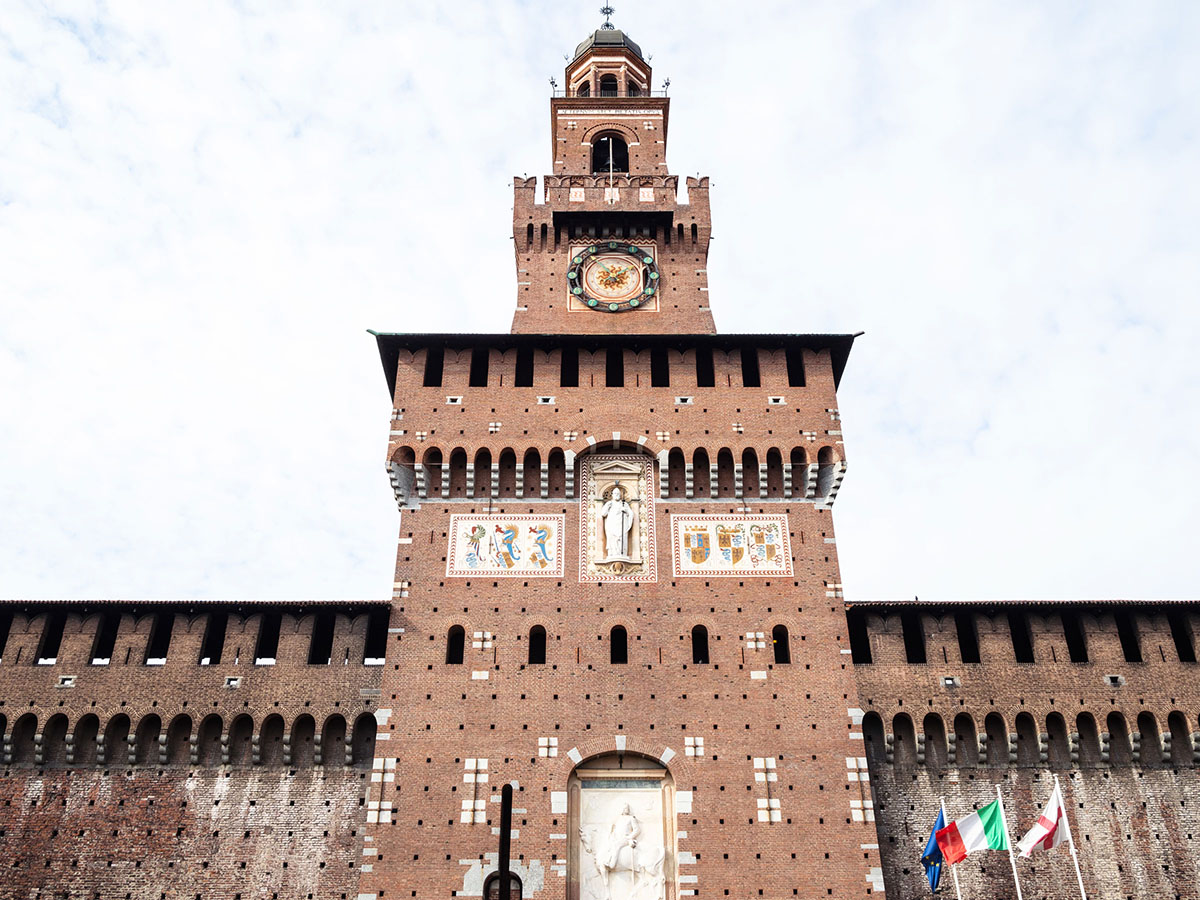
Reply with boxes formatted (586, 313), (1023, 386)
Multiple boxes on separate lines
(567, 243), (660, 312)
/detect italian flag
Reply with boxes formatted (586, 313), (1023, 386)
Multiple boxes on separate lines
(935, 799), (1010, 864)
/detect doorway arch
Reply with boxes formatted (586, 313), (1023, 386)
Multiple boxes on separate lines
(569, 752), (675, 900)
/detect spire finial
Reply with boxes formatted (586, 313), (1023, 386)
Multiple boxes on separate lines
(600, 4), (615, 30)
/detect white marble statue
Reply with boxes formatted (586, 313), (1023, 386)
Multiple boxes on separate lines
(599, 485), (634, 560)
(579, 800), (665, 900)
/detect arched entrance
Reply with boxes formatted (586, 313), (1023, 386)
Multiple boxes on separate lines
(569, 753), (675, 900)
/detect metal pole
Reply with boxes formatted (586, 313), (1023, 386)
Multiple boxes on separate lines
(996, 784), (1023, 900)
(940, 797), (963, 900)
(499, 783), (514, 900)
(1054, 775), (1088, 900)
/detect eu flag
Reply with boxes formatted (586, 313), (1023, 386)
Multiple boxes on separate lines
(921, 808), (947, 893)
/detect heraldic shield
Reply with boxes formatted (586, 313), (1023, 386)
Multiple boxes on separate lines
(684, 529), (710, 564)
(716, 525), (745, 565)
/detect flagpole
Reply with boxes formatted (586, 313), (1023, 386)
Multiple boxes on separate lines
(940, 797), (963, 900)
(1054, 775), (1088, 900)
(996, 784), (1024, 900)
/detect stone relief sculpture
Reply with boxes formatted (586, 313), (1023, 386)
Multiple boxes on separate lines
(579, 800), (665, 900)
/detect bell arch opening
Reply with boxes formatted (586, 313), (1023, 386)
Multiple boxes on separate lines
(569, 752), (676, 900)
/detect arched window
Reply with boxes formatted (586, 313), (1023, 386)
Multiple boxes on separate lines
(73, 714), (100, 767)
(10, 714), (38, 767)
(692, 448), (711, 497)
(1076, 713), (1101, 767)
(352, 713), (377, 769)
(592, 134), (628, 173)
(1137, 712), (1162, 767)
(197, 714), (224, 767)
(772, 624), (790, 664)
(923, 714), (948, 769)
(290, 714), (316, 768)
(610, 625), (628, 664)
(576, 80), (590, 97)
(862, 712), (886, 766)
(816, 447), (837, 497)
(522, 449), (541, 497)
(1106, 711), (1131, 766)
(599, 74), (619, 97)
(626, 81), (641, 97)
(484, 872), (523, 900)
(43, 714), (69, 767)
(102, 714), (130, 766)
(528, 625), (547, 665)
(691, 625), (709, 664)
(954, 713), (978, 768)
(984, 712), (1009, 766)
(446, 625), (466, 665)
(1046, 713), (1070, 769)
(259, 714), (285, 766)
(321, 714), (347, 768)
(1168, 711), (1191, 766)
(165, 714), (192, 766)
(228, 714), (254, 766)
(892, 714), (917, 769)
(134, 714), (162, 766)
(1015, 712), (1038, 767)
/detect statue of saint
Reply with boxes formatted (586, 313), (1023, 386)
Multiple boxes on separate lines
(600, 484), (634, 560)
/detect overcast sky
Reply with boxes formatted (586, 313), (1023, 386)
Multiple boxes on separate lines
(2, 1), (1197, 602)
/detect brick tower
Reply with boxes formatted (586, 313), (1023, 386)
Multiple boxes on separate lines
(369, 18), (882, 900)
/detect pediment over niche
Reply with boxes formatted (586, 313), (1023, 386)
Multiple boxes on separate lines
(591, 458), (644, 478)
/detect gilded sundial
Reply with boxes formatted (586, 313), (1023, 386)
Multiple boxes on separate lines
(567, 243), (660, 313)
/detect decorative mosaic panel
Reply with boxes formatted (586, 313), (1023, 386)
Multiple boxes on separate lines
(446, 515), (565, 577)
(670, 515), (793, 577)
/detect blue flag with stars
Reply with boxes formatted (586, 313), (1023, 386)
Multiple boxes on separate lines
(922, 807), (946, 893)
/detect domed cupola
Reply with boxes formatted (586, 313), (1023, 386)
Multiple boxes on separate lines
(563, 6), (653, 98)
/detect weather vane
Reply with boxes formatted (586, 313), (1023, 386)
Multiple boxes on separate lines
(600, 4), (615, 30)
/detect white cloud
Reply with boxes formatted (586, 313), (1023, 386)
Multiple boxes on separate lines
(0, 1), (1196, 600)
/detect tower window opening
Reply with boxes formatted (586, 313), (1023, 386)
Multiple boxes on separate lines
(650, 346), (670, 387)
(954, 610), (980, 664)
(576, 80), (590, 97)
(529, 625), (547, 665)
(309, 612), (335, 665)
(1008, 611), (1035, 663)
(900, 611), (926, 664)
(591, 134), (628, 173)
(1061, 610), (1088, 663)
(254, 612), (281, 664)
(610, 625), (628, 664)
(599, 74), (619, 97)
(515, 346), (535, 387)
(198, 611), (227, 666)
(469, 347), (490, 387)
(846, 610), (872, 664)
(364, 607), (389, 665)
(560, 345), (579, 387)
(695, 346), (715, 387)
(772, 624), (791, 664)
(92, 611), (121, 665)
(36, 610), (66, 664)
(1168, 610), (1196, 663)
(691, 224), (698, 243)
(626, 81), (641, 97)
(606, 347), (625, 387)
(1115, 611), (1142, 663)
(144, 611), (175, 665)
(423, 344), (444, 388)
(446, 625), (466, 665)
(691, 625), (710, 664)
(785, 345), (806, 387)
(740, 346), (761, 387)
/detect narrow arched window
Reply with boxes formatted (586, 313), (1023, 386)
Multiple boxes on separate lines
(576, 80), (591, 97)
(599, 74), (619, 97)
(529, 625), (547, 665)
(610, 625), (628, 665)
(772, 624), (790, 664)
(446, 625), (465, 665)
(691, 625), (709, 664)
(592, 134), (629, 173)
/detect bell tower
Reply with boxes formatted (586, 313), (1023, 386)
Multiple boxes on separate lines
(369, 12), (881, 900)
(511, 17), (714, 335)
